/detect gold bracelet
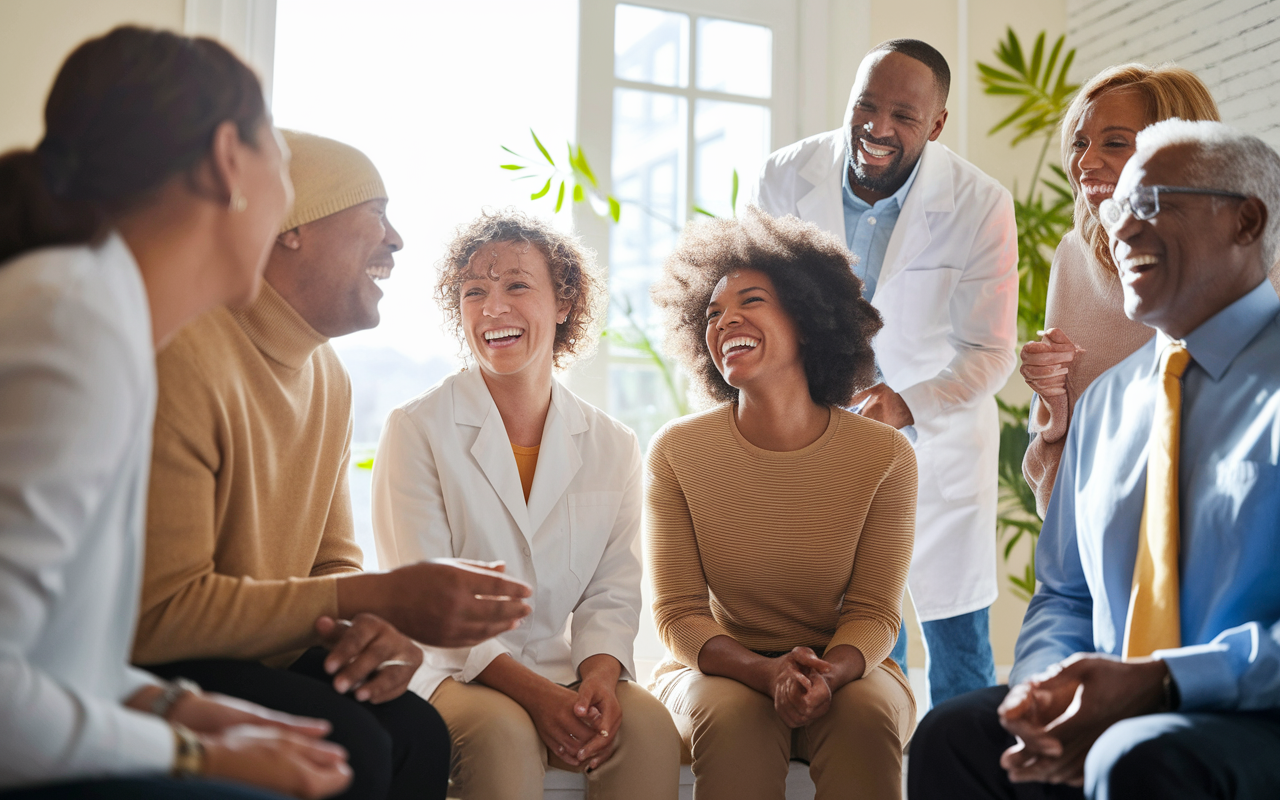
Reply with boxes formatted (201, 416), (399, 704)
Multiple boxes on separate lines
(171, 723), (205, 778)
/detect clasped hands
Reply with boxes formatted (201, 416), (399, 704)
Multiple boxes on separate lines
(769, 646), (840, 728)
(998, 653), (1171, 787)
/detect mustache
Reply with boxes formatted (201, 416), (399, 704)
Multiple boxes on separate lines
(853, 131), (901, 150)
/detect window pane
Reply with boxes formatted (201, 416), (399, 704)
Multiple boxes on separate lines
(695, 100), (770, 218)
(610, 87), (687, 445)
(696, 17), (772, 98)
(615, 4), (689, 88)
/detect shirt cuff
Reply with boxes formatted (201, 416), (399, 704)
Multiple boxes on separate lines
(459, 638), (511, 684)
(1156, 643), (1237, 711)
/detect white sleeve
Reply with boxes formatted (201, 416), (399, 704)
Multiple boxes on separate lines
(569, 434), (643, 682)
(0, 287), (173, 786)
(371, 408), (511, 681)
(897, 188), (1019, 422)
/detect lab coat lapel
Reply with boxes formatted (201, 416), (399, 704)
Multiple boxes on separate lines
(455, 370), (533, 540)
(525, 380), (584, 537)
(876, 142), (953, 291)
(796, 137), (847, 244)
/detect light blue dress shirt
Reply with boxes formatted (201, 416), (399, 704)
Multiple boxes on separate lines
(1012, 279), (1280, 711)
(841, 154), (921, 300)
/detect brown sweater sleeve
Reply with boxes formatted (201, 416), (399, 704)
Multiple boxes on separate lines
(133, 342), (342, 665)
(825, 431), (917, 674)
(645, 429), (731, 670)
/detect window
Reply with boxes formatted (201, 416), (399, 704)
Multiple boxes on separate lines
(574, 0), (797, 446)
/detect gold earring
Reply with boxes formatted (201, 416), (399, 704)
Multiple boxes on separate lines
(229, 189), (248, 213)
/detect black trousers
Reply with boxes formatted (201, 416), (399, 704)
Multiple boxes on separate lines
(0, 778), (283, 799)
(909, 685), (1280, 800)
(150, 647), (450, 800)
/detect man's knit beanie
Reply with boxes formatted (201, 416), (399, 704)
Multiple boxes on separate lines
(279, 130), (387, 233)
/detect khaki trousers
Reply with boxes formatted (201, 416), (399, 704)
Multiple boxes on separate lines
(655, 664), (915, 800)
(430, 677), (682, 800)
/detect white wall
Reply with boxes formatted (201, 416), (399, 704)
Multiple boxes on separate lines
(1067, 0), (1280, 147)
(0, 0), (185, 152)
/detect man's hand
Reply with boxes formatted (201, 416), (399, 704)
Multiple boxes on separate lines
(571, 654), (625, 771)
(338, 558), (533, 648)
(526, 682), (603, 769)
(850, 383), (914, 429)
(769, 647), (836, 728)
(202, 724), (352, 799)
(315, 614), (423, 704)
(998, 654), (1170, 786)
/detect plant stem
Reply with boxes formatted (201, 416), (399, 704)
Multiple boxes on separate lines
(1026, 129), (1054, 206)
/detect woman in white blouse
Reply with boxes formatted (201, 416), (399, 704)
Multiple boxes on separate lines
(372, 209), (680, 799)
(0, 27), (349, 799)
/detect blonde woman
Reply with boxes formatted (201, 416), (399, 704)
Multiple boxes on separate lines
(371, 209), (680, 799)
(1021, 64), (1223, 515)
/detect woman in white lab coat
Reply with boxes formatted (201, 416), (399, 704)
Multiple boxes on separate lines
(371, 209), (680, 800)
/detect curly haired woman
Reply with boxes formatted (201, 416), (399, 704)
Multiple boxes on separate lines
(370, 208), (680, 799)
(647, 207), (917, 800)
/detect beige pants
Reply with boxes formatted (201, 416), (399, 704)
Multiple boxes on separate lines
(431, 677), (682, 800)
(655, 664), (915, 800)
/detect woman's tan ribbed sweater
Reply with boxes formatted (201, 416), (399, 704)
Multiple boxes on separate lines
(133, 282), (363, 668)
(646, 403), (917, 683)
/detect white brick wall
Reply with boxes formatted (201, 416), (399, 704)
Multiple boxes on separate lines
(1067, 0), (1280, 148)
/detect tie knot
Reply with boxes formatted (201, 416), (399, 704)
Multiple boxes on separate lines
(1161, 341), (1192, 380)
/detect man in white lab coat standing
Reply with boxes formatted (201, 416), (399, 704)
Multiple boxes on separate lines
(751, 38), (1018, 710)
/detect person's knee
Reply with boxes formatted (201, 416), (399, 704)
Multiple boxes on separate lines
(912, 685), (1007, 762)
(615, 683), (680, 759)
(318, 698), (395, 798)
(678, 676), (782, 755)
(1085, 715), (1205, 800)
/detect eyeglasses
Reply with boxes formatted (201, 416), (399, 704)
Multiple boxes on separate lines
(1099, 184), (1247, 232)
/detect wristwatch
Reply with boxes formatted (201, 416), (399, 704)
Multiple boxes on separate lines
(151, 677), (201, 719)
(170, 723), (206, 778)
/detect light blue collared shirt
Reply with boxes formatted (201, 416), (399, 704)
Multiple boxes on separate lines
(841, 153), (921, 301)
(1011, 279), (1280, 711)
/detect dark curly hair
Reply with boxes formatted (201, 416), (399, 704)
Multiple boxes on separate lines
(436, 208), (605, 369)
(651, 207), (882, 406)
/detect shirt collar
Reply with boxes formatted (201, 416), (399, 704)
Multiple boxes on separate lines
(1155, 279), (1280, 381)
(842, 150), (923, 211)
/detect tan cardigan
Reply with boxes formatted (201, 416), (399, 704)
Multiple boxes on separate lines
(1022, 232), (1155, 517)
(646, 404), (916, 684)
(133, 282), (363, 667)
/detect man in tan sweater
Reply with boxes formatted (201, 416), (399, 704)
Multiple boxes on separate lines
(134, 131), (532, 800)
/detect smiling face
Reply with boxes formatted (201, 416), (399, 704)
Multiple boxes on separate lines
(845, 50), (948, 202)
(1068, 89), (1150, 210)
(460, 241), (569, 381)
(1109, 143), (1255, 336)
(272, 197), (403, 337)
(705, 269), (805, 394)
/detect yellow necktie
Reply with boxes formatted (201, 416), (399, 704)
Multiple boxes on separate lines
(1123, 341), (1192, 659)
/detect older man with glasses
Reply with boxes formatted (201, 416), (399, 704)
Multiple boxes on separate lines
(908, 118), (1280, 800)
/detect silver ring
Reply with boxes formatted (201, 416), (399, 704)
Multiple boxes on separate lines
(377, 659), (413, 670)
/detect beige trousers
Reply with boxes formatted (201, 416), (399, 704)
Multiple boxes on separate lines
(655, 664), (915, 800)
(430, 677), (682, 800)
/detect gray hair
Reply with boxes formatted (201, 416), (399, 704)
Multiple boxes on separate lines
(1135, 118), (1280, 266)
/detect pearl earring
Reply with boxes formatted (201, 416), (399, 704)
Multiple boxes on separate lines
(229, 189), (248, 213)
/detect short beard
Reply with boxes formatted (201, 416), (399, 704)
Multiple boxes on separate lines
(847, 137), (916, 195)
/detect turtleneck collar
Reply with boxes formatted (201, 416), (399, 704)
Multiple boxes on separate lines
(229, 279), (329, 369)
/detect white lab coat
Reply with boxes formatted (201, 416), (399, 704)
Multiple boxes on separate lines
(371, 367), (643, 700)
(752, 132), (1018, 620)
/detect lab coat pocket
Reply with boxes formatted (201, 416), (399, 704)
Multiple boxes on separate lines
(567, 491), (624, 583)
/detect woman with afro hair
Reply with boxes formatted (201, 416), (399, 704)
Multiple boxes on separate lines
(646, 207), (918, 799)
